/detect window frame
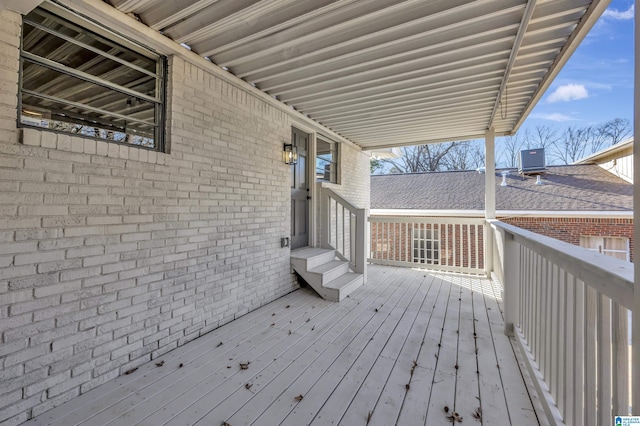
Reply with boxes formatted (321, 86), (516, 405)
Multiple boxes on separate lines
(316, 137), (339, 184)
(18, 3), (167, 152)
(412, 225), (440, 265)
(579, 235), (630, 261)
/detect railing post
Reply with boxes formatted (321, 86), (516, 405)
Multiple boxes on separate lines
(354, 208), (368, 283)
(484, 222), (493, 278)
(320, 188), (330, 249)
(503, 231), (520, 337)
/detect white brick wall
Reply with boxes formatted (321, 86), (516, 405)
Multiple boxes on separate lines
(0, 9), (378, 422)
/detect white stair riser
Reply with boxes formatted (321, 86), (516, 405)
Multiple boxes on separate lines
(305, 251), (337, 270)
(317, 263), (349, 284)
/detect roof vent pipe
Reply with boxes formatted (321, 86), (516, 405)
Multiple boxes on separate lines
(500, 171), (508, 186)
(536, 175), (543, 185)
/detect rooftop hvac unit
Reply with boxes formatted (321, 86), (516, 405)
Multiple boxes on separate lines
(519, 148), (546, 174)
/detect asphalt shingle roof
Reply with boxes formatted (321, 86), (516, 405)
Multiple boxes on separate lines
(370, 164), (633, 211)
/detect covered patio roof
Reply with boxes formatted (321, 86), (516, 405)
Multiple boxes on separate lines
(105, 0), (608, 149)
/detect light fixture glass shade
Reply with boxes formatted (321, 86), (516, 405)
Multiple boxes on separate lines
(283, 144), (298, 165)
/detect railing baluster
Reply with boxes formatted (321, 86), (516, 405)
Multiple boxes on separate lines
(341, 205), (345, 257)
(585, 285), (597, 425)
(545, 259), (553, 381)
(403, 222), (408, 262)
(534, 253), (542, 368)
(466, 224), (471, 269)
(598, 292), (613, 425)
(549, 264), (560, 395)
(557, 268), (566, 415)
(540, 256), (548, 378)
(612, 303), (630, 415)
(564, 272), (576, 425)
(574, 278), (586, 426)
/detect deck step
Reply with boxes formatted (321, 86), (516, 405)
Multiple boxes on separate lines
(324, 272), (364, 301)
(290, 248), (364, 302)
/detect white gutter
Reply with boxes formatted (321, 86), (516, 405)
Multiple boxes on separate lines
(370, 209), (633, 219)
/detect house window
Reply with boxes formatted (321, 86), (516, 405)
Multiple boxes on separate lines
(580, 236), (630, 261)
(412, 226), (440, 264)
(19, 5), (166, 151)
(316, 138), (338, 183)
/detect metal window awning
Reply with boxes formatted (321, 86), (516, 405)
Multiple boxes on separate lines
(104, 0), (609, 150)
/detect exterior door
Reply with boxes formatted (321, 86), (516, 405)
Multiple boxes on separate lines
(291, 128), (309, 249)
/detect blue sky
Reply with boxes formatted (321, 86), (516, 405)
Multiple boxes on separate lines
(523, 0), (634, 128)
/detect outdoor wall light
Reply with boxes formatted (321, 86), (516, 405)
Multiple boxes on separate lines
(283, 144), (298, 165)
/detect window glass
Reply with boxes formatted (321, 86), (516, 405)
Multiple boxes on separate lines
(412, 225), (440, 264)
(316, 138), (338, 183)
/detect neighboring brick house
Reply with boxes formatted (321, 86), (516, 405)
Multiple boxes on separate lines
(371, 164), (634, 263)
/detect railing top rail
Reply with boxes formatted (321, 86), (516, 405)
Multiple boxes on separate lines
(489, 219), (634, 309)
(369, 216), (485, 225)
(323, 188), (364, 215)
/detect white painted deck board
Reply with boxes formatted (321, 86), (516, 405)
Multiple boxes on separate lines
(23, 265), (542, 426)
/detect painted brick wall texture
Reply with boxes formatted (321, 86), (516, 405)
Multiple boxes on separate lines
(0, 11), (376, 423)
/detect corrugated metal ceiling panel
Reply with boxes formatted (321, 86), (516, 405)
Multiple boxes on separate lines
(109, 0), (609, 149)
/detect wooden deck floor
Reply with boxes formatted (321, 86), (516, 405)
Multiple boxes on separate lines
(25, 265), (542, 426)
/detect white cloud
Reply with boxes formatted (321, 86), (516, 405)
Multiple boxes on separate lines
(603, 5), (634, 20)
(531, 113), (577, 122)
(546, 84), (589, 103)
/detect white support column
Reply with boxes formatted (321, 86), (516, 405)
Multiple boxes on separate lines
(485, 128), (496, 220)
(484, 129), (496, 277)
(633, 0), (640, 414)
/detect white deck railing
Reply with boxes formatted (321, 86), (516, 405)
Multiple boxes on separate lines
(490, 220), (634, 425)
(368, 216), (486, 274)
(320, 188), (367, 279)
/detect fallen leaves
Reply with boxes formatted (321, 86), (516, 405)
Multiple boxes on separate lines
(179, 363), (184, 368)
(366, 410), (372, 424)
(245, 383), (253, 390)
(294, 394), (304, 402)
(240, 362), (250, 370)
(124, 367), (138, 375)
(447, 412), (463, 423)
(155, 360), (164, 367)
(472, 407), (482, 421)
(217, 342), (224, 347)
